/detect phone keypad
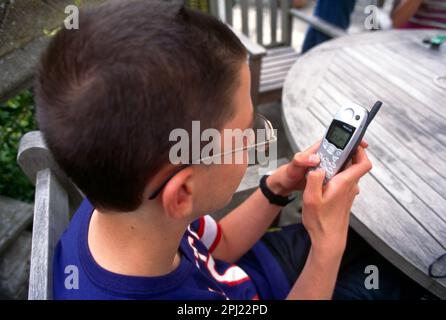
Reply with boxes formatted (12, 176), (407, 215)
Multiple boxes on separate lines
(316, 139), (344, 182)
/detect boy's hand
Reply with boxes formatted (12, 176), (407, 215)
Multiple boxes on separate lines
(302, 146), (372, 257)
(267, 140), (369, 196)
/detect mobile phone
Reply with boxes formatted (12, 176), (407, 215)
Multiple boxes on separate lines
(309, 101), (382, 183)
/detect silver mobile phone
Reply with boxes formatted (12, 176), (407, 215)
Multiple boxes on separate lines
(309, 101), (382, 183)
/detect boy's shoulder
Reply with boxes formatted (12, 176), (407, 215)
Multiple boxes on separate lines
(52, 200), (259, 300)
(52, 198), (112, 299)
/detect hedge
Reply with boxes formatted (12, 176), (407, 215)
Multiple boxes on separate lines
(0, 90), (37, 202)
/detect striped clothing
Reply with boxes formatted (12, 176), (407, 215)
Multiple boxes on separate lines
(407, 0), (446, 29)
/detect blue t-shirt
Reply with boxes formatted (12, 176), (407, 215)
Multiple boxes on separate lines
(53, 198), (290, 299)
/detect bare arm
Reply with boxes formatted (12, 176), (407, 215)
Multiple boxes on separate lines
(211, 188), (283, 263)
(216, 145), (371, 299)
(392, 0), (423, 28)
(287, 247), (343, 299)
(212, 143), (322, 263)
(212, 142), (372, 301)
(212, 140), (367, 264)
(287, 147), (372, 300)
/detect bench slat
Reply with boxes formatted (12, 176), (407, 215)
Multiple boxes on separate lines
(0, 196), (33, 256)
(28, 169), (69, 300)
(0, 231), (31, 299)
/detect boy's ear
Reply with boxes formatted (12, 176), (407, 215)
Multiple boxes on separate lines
(161, 167), (195, 220)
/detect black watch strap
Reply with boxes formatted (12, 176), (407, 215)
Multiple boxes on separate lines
(259, 175), (294, 207)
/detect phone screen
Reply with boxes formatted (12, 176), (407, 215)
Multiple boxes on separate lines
(327, 123), (354, 150)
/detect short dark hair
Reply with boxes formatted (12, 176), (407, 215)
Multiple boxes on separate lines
(36, 0), (247, 212)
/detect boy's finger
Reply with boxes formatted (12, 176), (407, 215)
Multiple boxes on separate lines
(360, 140), (368, 148)
(305, 140), (322, 154)
(291, 140), (322, 167)
(292, 151), (320, 167)
(291, 141), (321, 169)
(337, 147), (372, 182)
(343, 158), (353, 169)
(303, 169), (325, 203)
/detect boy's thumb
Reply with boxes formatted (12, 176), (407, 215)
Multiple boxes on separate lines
(304, 169), (325, 199)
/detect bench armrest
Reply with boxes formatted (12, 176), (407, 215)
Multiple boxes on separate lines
(28, 168), (69, 300)
(227, 24), (266, 58)
(290, 8), (348, 39)
(17, 131), (83, 211)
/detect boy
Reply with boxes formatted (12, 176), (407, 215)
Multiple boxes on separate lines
(36, 0), (413, 299)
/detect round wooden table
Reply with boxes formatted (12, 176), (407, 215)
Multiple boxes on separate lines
(282, 30), (446, 298)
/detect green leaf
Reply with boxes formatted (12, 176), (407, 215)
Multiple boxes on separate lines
(0, 90), (37, 202)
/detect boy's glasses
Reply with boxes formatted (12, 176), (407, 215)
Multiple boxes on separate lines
(148, 113), (277, 200)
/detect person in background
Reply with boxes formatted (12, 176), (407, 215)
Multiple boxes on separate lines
(293, 0), (308, 8)
(392, 0), (446, 30)
(301, 0), (357, 53)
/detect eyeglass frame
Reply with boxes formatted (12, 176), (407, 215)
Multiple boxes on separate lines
(148, 113), (277, 200)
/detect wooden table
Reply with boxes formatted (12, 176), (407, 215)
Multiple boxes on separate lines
(281, 30), (446, 298)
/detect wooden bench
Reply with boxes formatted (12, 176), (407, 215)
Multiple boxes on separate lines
(0, 196), (33, 299)
(17, 131), (83, 300)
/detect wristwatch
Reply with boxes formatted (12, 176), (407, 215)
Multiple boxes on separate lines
(259, 175), (295, 207)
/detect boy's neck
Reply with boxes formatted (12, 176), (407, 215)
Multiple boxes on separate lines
(87, 205), (188, 277)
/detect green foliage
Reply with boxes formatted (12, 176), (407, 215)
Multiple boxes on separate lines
(0, 90), (37, 202)
(185, 0), (210, 13)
